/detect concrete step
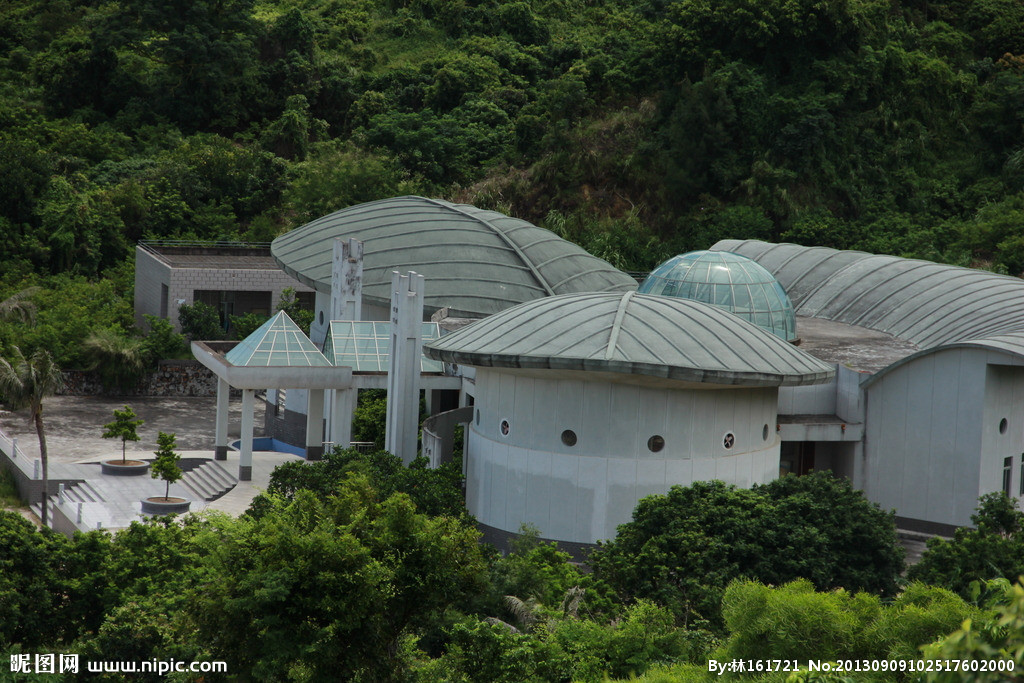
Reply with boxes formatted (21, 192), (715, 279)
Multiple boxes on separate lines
(180, 461), (237, 502)
(60, 481), (104, 504)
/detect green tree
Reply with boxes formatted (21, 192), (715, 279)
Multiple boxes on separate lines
(150, 432), (182, 501)
(102, 405), (144, 465)
(0, 347), (63, 528)
(196, 479), (488, 680)
(140, 314), (189, 366)
(275, 287), (312, 336)
(908, 493), (1024, 599)
(177, 301), (222, 341)
(82, 328), (146, 391)
(590, 474), (903, 629)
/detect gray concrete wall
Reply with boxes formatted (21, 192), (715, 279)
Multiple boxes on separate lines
(465, 369), (780, 545)
(778, 374), (837, 416)
(864, 347), (990, 528)
(134, 247), (172, 330)
(980, 364), (1024, 501)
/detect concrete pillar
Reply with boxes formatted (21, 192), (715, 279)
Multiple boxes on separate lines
(385, 271), (425, 463)
(330, 388), (355, 449)
(240, 389), (254, 481)
(215, 377), (230, 460)
(331, 238), (363, 322)
(306, 389), (326, 460)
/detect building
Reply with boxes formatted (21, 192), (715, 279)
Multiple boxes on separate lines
(134, 240), (315, 333)
(424, 291), (833, 549)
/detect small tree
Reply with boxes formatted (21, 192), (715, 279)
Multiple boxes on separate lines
(102, 405), (144, 465)
(151, 432), (183, 501)
(177, 301), (223, 341)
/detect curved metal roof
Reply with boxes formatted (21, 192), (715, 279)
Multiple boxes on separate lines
(424, 292), (834, 386)
(639, 250), (797, 340)
(711, 239), (1024, 349)
(271, 196), (637, 318)
(862, 331), (1024, 387)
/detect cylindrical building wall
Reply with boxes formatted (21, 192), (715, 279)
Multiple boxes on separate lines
(466, 369), (781, 545)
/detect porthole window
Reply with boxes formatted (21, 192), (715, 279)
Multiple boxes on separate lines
(475, 409), (480, 426)
(500, 419), (510, 437)
(1000, 418), (1008, 434)
(647, 435), (665, 453)
(723, 432), (736, 450)
(561, 430), (577, 447)
(762, 424), (770, 441)
(319, 310), (324, 326)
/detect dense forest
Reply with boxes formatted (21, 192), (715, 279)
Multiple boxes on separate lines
(3, 0), (1024, 363)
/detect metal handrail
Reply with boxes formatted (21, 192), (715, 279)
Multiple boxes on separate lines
(138, 239), (273, 251)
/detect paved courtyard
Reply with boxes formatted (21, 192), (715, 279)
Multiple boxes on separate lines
(0, 394), (302, 530)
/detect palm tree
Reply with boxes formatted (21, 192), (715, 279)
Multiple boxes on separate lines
(0, 347), (64, 527)
(0, 287), (40, 324)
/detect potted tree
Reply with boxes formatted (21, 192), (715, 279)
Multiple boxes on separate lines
(141, 431), (190, 514)
(100, 405), (149, 475)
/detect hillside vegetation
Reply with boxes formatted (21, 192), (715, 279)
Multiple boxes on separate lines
(0, 0), (1022, 365)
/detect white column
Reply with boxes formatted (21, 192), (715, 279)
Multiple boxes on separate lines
(215, 377), (230, 460)
(385, 271), (425, 463)
(305, 389), (326, 460)
(240, 389), (255, 481)
(331, 237), (363, 322)
(330, 388), (356, 449)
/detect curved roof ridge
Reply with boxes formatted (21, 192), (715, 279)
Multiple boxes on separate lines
(425, 292), (834, 386)
(420, 197), (557, 296)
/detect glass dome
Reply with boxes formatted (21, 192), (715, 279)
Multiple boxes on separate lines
(638, 251), (797, 341)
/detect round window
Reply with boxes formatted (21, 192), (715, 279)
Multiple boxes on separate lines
(647, 435), (665, 453)
(1000, 418), (1008, 434)
(475, 409), (480, 426)
(500, 419), (510, 437)
(762, 424), (770, 441)
(723, 432), (736, 450)
(561, 430), (577, 447)
(319, 310), (324, 325)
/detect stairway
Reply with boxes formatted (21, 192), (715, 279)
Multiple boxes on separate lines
(30, 481), (104, 521)
(180, 460), (237, 502)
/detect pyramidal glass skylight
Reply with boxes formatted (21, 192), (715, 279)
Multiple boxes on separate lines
(225, 311), (332, 366)
(323, 321), (444, 373)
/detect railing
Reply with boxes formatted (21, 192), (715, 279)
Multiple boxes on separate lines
(0, 426), (39, 479)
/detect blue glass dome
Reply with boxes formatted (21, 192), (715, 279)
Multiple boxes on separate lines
(638, 251), (797, 341)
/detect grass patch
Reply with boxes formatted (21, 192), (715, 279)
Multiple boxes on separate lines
(0, 466), (25, 508)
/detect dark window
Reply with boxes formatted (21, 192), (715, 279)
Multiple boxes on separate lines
(1003, 456), (1013, 496)
(160, 284), (169, 318)
(762, 424), (770, 441)
(647, 435), (665, 453)
(1000, 418), (1009, 434)
(1020, 454), (1024, 497)
(723, 432), (736, 450)
(500, 420), (510, 436)
(561, 430), (577, 447)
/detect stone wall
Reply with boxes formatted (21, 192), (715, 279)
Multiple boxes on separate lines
(60, 360), (229, 398)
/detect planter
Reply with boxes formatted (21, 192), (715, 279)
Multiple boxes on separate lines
(101, 460), (150, 476)
(141, 497), (191, 515)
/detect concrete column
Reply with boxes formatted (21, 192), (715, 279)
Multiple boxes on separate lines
(331, 238), (363, 322)
(214, 377), (230, 460)
(385, 271), (425, 463)
(330, 388), (355, 449)
(240, 389), (254, 481)
(306, 389), (326, 460)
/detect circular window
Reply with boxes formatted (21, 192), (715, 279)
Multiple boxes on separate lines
(1000, 418), (1008, 434)
(723, 432), (736, 450)
(762, 424), (770, 441)
(319, 310), (324, 325)
(475, 409), (480, 426)
(561, 430), (577, 447)
(647, 435), (665, 453)
(500, 419), (510, 437)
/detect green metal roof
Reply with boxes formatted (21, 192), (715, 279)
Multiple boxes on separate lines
(323, 321), (444, 373)
(270, 196), (637, 318)
(424, 292), (834, 386)
(712, 239), (1024, 349)
(225, 311), (332, 367)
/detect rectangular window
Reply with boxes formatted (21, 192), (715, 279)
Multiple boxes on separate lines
(1003, 456), (1013, 496)
(1019, 454), (1023, 496)
(160, 284), (169, 318)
